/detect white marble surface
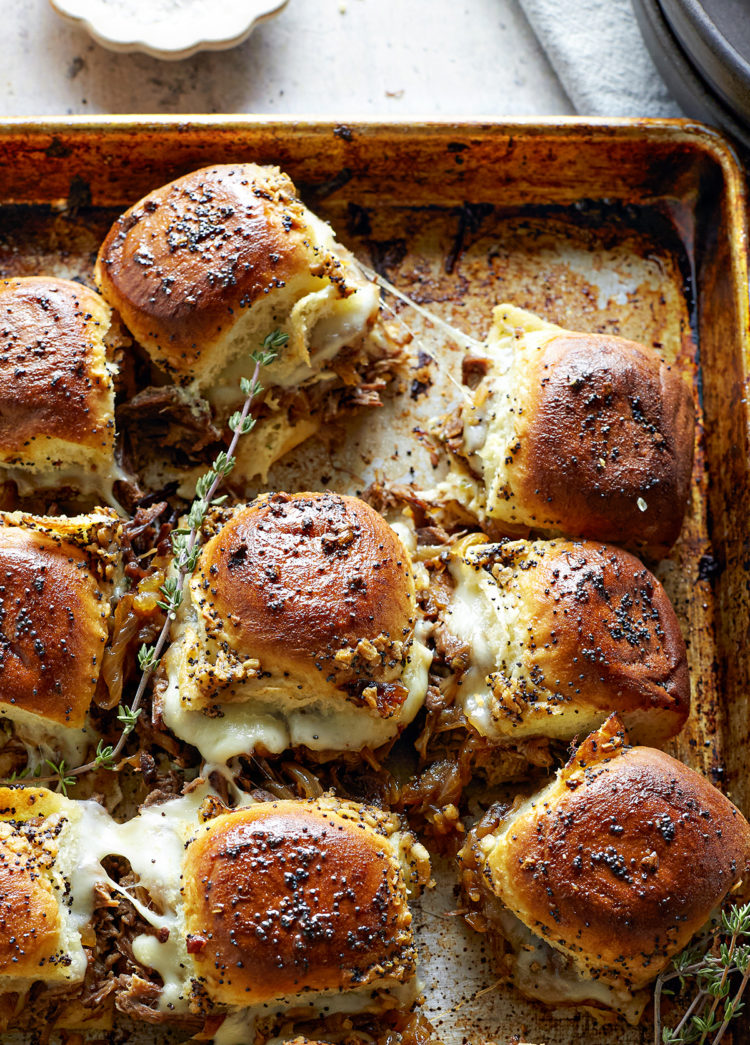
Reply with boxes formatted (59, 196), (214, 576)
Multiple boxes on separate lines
(3, 0), (573, 117)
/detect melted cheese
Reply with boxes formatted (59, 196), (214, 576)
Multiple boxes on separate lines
(0, 509), (122, 764)
(444, 545), (527, 740)
(435, 304), (565, 522)
(469, 790), (647, 1025)
(65, 783), (223, 1013)
(107, 788), (421, 1021)
(1, 786), (217, 1002)
(162, 634), (432, 762)
(210, 278), (379, 409)
(117, 784), (222, 1011)
(161, 514), (432, 762)
(1, 457), (128, 510)
(445, 541), (609, 741)
(0, 795), (121, 989)
(212, 979), (417, 1045)
(4, 783), (424, 1030)
(0, 705), (93, 769)
(466, 306), (557, 489)
(115, 789), (425, 1018)
(492, 904), (646, 1025)
(205, 214), (378, 416)
(472, 774), (648, 1024)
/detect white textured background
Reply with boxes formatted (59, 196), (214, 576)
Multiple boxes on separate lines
(3, 0), (574, 116)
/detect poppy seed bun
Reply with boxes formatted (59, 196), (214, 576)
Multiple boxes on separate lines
(0, 787), (93, 987)
(94, 163), (380, 394)
(445, 536), (689, 746)
(161, 493), (432, 761)
(0, 510), (119, 764)
(441, 304), (695, 555)
(196, 492), (416, 683)
(0, 277), (119, 500)
(181, 799), (420, 1008)
(0, 526), (108, 729)
(462, 716), (750, 998)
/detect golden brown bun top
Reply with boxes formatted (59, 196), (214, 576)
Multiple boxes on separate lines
(277, 1040), (338, 1045)
(494, 538), (689, 743)
(0, 277), (113, 456)
(277, 1039), (373, 1045)
(0, 787), (73, 978)
(277, 1040), (335, 1045)
(95, 163), (343, 383)
(193, 493), (416, 695)
(518, 333), (695, 554)
(0, 524), (108, 727)
(484, 717), (750, 989)
(182, 798), (415, 1007)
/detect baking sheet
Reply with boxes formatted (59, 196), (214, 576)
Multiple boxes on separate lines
(0, 117), (747, 1045)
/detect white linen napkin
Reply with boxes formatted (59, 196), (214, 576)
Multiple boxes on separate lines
(517, 0), (682, 117)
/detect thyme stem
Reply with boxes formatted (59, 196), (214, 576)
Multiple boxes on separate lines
(656, 903), (750, 1045)
(3, 332), (286, 795)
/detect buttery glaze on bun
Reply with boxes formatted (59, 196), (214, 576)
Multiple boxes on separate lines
(161, 492), (432, 761)
(438, 305), (695, 554)
(0, 787), (94, 988)
(95, 163), (383, 481)
(0, 277), (120, 501)
(119, 790), (429, 1023)
(95, 163), (379, 391)
(181, 799), (423, 1010)
(0, 510), (120, 763)
(459, 716), (750, 1022)
(445, 536), (689, 746)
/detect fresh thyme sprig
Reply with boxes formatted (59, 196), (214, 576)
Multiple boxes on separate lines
(6, 329), (287, 795)
(9, 759), (77, 797)
(655, 902), (750, 1045)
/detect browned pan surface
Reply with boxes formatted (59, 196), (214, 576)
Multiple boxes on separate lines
(0, 117), (747, 1044)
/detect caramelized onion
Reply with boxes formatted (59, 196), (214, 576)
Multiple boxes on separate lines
(280, 761), (325, 799)
(99, 570), (166, 710)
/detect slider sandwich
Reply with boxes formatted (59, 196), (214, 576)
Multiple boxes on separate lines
(95, 163), (384, 481)
(0, 785), (116, 1032)
(0, 509), (121, 766)
(458, 715), (750, 1023)
(437, 305), (695, 555)
(0, 784), (431, 1038)
(0, 277), (121, 503)
(159, 491), (432, 762)
(443, 536), (689, 749)
(111, 790), (430, 1037)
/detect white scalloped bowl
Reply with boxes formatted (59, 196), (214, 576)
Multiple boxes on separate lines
(49, 0), (290, 61)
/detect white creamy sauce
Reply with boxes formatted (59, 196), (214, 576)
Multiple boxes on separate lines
(62, 0), (225, 28)
(101, 0), (209, 16)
